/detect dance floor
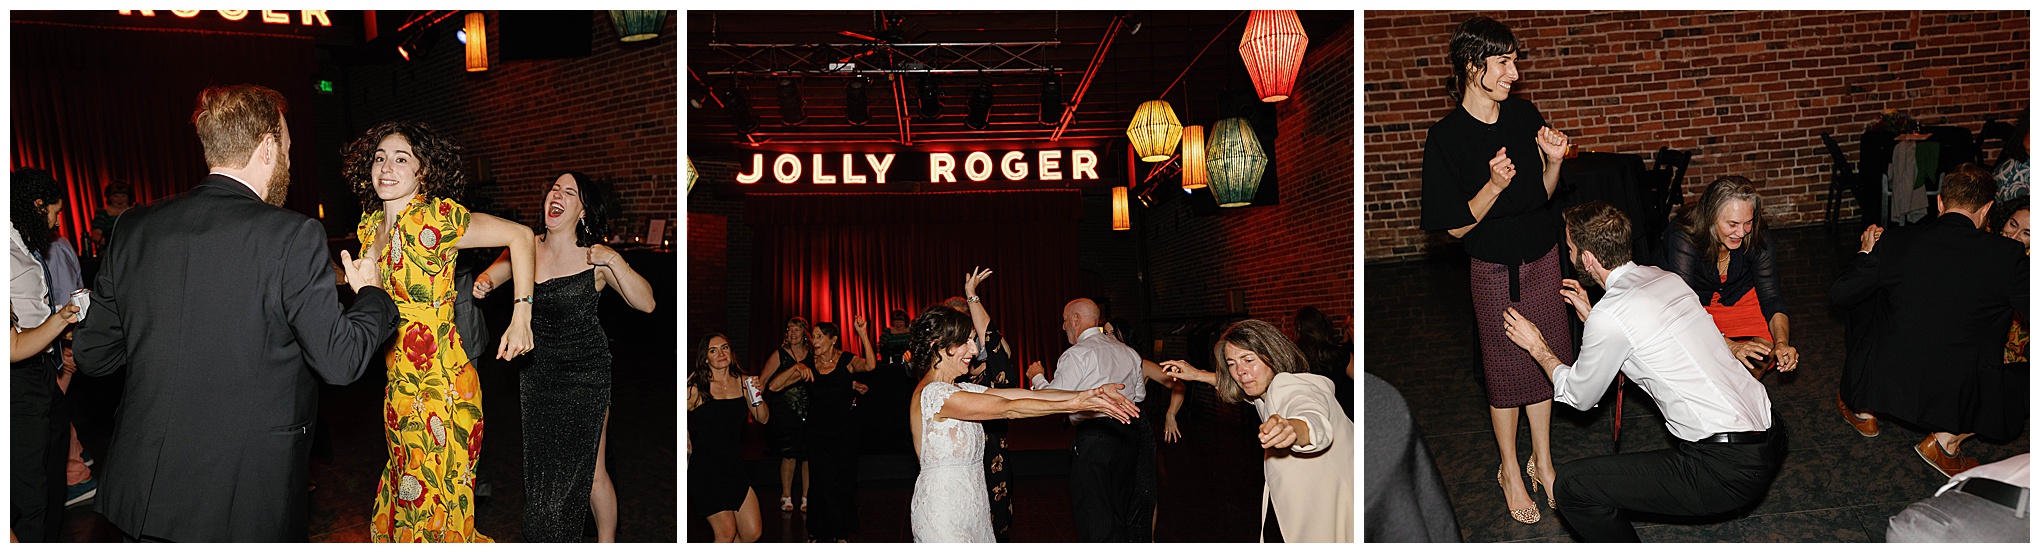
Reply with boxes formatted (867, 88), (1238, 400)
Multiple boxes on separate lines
(683, 396), (1273, 543)
(55, 286), (679, 542)
(1365, 224), (2030, 542)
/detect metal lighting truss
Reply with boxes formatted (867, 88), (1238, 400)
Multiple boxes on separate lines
(702, 41), (1061, 76)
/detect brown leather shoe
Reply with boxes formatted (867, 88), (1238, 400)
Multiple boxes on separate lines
(1915, 437), (1978, 478)
(1837, 395), (1880, 437)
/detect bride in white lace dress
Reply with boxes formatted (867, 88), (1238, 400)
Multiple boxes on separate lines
(907, 271), (1141, 543)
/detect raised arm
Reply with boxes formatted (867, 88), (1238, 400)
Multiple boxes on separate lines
(768, 360), (811, 391)
(589, 244), (655, 313)
(964, 267), (992, 344)
(1157, 360), (1218, 386)
(1537, 126), (1569, 198)
(850, 316), (876, 372)
(461, 212), (535, 360)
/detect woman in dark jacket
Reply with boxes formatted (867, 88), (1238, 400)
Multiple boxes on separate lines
(1659, 176), (1799, 380)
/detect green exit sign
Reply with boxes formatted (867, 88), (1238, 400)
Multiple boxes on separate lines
(316, 80), (335, 94)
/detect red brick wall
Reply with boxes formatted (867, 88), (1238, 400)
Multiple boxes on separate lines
(338, 10), (676, 232)
(1134, 20), (1356, 352)
(1364, 10), (2030, 260)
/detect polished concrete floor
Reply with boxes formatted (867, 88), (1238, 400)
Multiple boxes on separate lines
(1365, 224), (2029, 542)
(53, 288), (678, 542)
(684, 382), (1276, 543)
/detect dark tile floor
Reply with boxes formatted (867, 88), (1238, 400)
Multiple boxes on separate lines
(684, 387), (1274, 543)
(54, 290), (678, 542)
(1365, 225), (2028, 542)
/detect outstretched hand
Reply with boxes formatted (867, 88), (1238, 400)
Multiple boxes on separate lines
(1158, 360), (1215, 385)
(1258, 415), (1301, 450)
(1074, 383), (1141, 423)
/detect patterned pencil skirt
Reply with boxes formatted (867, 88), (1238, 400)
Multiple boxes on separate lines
(1470, 244), (1576, 408)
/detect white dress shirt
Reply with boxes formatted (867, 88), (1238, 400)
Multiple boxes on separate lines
(10, 227), (51, 330)
(211, 171), (263, 198)
(1551, 262), (1773, 441)
(1031, 326), (1146, 423)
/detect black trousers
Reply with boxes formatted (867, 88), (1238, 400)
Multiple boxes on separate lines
(1070, 418), (1137, 542)
(9, 352), (68, 543)
(1554, 414), (1788, 542)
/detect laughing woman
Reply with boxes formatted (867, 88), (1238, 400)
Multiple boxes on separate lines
(476, 171), (656, 542)
(1416, 15), (1575, 525)
(346, 121), (537, 543)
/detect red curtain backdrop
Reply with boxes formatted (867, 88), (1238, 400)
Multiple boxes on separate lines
(746, 190), (1083, 374)
(11, 22), (317, 255)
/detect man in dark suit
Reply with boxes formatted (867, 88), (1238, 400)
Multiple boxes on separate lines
(1832, 165), (2029, 477)
(73, 84), (398, 542)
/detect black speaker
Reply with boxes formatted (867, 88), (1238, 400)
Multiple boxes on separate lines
(500, 11), (593, 60)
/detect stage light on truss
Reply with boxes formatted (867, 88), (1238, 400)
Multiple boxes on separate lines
(1039, 72), (1062, 126)
(917, 73), (942, 120)
(966, 84), (993, 130)
(845, 76), (871, 126)
(723, 85), (759, 134)
(777, 77), (806, 126)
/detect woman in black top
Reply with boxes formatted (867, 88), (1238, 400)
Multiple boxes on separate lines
(1659, 176), (1799, 380)
(1293, 306), (1355, 419)
(759, 317), (813, 512)
(783, 320), (876, 542)
(687, 333), (771, 542)
(1417, 15), (1574, 526)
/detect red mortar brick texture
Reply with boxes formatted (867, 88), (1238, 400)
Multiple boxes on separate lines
(1364, 10), (2029, 260)
(344, 10), (677, 232)
(1142, 21), (1356, 350)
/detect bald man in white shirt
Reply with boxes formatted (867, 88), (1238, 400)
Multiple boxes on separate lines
(1028, 298), (1145, 541)
(1502, 202), (1786, 542)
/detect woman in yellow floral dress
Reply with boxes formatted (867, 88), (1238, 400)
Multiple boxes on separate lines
(342, 121), (536, 542)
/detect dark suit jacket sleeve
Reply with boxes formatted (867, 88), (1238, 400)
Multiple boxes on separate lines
(1829, 251), (1881, 308)
(74, 262), (126, 377)
(2010, 251), (2030, 320)
(1750, 233), (1789, 322)
(282, 218), (398, 386)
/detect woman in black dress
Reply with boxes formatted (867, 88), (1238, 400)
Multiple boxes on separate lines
(760, 316), (813, 512)
(687, 333), (771, 542)
(475, 172), (656, 541)
(1417, 15), (1574, 525)
(781, 320), (877, 541)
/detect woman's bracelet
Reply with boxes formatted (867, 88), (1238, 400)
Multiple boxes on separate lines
(515, 295), (534, 304)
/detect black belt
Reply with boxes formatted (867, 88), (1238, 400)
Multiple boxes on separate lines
(1693, 430), (1768, 444)
(1952, 477), (2029, 514)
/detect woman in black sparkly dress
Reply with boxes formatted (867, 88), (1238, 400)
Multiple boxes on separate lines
(476, 172), (655, 542)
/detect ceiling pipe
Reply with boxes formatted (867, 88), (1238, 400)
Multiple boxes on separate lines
(1159, 11), (1247, 100)
(1051, 15), (1124, 142)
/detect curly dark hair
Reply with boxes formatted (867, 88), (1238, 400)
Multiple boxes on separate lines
(1445, 15), (1520, 105)
(340, 121), (467, 212)
(12, 168), (66, 255)
(908, 305), (975, 381)
(552, 171), (612, 247)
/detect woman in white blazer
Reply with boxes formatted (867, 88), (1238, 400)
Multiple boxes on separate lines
(1163, 319), (1353, 542)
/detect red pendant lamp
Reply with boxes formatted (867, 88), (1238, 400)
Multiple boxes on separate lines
(1239, 10), (1308, 103)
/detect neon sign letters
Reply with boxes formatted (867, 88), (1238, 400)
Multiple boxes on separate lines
(734, 148), (1100, 185)
(118, 10), (333, 27)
